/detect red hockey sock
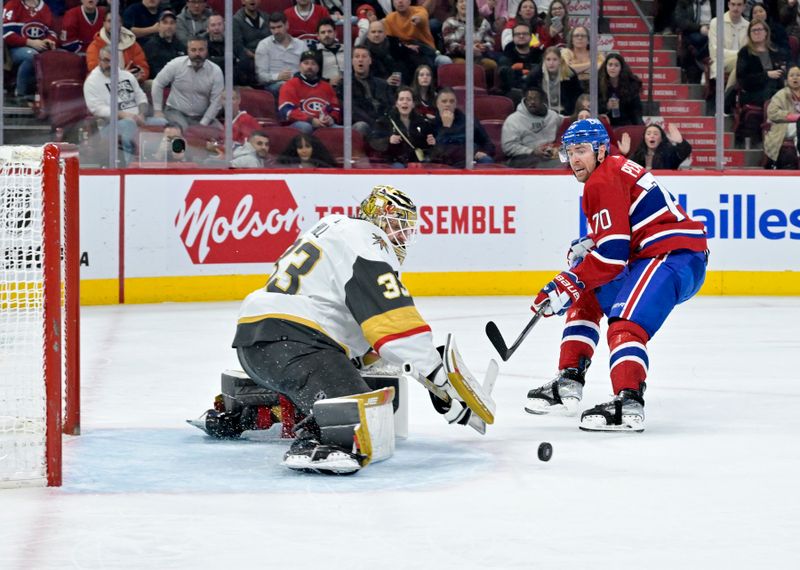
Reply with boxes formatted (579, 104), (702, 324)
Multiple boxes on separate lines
(608, 320), (650, 393)
(558, 292), (603, 370)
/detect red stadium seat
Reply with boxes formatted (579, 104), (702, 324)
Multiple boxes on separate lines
(263, 126), (302, 158)
(451, 85), (488, 108)
(614, 125), (647, 156)
(260, 0), (293, 15)
(437, 63), (487, 89)
(475, 95), (514, 122)
(481, 120), (506, 162)
(34, 51), (87, 119)
(312, 129), (367, 167)
(48, 80), (91, 129)
(238, 88), (278, 125)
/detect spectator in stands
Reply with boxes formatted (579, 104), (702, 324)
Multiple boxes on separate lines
(338, 46), (394, 135)
(61, 0), (106, 54)
(750, 3), (791, 61)
(779, 0), (800, 43)
(319, 0), (348, 23)
(278, 49), (342, 133)
(560, 25), (604, 92)
(737, 20), (786, 108)
(233, 0), (270, 87)
(622, 124), (692, 170)
(369, 86), (436, 167)
(359, 20), (400, 80)
(411, 64), (437, 119)
(206, 14), (226, 71)
(539, 0), (569, 48)
(476, 0), (509, 34)
(673, 0), (716, 84)
(442, 0), (498, 87)
(431, 87), (496, 166)
(383, 0), (452, 78)
(501, 84), (562, 168)
(526, 45), (582, 115)
(146, 122), (189, 162)
(354, 3), (378, 46)
(144, 10), (186, 81)
(123, 0), (161, 45)
(277, 133), (337, 167)
(255, 12), (307, 97)
(501, 0), (543, 49)
(285, 0), (331, 42)
(176, 0), (211, 45)
(152, 37), (224, 130)
(764, 64), (800, 168)
(87, 11), (150, 83)
(316, 18), (345, 87)
(3, 0), (58, 102)
(498, 22), (542, 103)
(709, 0), (749, 91)
(205, 87), (263, 156)
(598, 53), (643, 127)
(83, 45), (164, 166)
(231, 130), (276, 168)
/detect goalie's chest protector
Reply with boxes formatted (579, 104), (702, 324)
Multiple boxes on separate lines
(236, 215), (419, 358)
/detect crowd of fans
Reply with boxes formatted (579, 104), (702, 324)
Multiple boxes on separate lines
(3, 0), (800, 169)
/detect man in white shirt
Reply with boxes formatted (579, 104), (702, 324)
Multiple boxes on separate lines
(254, 12), (306, 97)
(152, 36), (224, 131)
(709, 0), (749, 88)
(83, 45), (166, 165)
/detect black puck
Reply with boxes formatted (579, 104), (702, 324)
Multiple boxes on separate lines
(537, 442), (553, 462)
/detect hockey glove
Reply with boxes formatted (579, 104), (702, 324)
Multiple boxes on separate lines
(427, 363), (471, 425)
(567, 235), (594, 268)
(533, 271), (584, 317)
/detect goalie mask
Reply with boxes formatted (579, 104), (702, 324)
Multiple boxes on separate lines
(360, 185), (418, 264)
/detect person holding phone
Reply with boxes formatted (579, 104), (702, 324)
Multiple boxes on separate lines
(540, 0), (570, 48)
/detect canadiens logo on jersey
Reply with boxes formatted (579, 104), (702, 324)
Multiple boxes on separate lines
(301, 96), (331, 116)
(20, 21), (48, 38)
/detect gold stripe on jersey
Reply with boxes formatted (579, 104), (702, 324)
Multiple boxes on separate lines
(361, 306), (431, 351)
(236, 313), (349, 354)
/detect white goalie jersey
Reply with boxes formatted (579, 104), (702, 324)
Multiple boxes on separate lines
(234, 215), (442, 377)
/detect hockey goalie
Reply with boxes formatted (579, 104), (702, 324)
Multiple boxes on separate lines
(191, 185), (497, 475)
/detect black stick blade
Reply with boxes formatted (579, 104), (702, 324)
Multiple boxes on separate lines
(485, 320), (511, 361)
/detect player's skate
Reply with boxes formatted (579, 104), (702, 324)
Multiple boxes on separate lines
(579, 384), (646, 432)
(282, 437), (365, 475)
(525, 358), (589, 416)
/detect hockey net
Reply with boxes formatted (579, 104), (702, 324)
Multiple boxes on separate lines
(0, 144), (80, 488)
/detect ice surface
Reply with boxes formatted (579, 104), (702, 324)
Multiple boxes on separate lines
(1, 296), (798, 569)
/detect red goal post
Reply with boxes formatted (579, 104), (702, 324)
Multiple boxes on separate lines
(0, 143), (80, 488)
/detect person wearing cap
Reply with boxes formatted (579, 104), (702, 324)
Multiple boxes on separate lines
(61, 0), (106, 54)
(278, 49), (342, 133)
(143, 10), (187, 80)
(123, 0), (162, 45)
(233, 0), (271, 87)
(255, 12), (307, 97)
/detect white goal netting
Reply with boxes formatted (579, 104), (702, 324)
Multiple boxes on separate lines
(0, 146), (52, 486)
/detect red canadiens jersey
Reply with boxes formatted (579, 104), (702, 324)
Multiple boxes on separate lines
(278, 75), (342, 124)
(2, 0), (57, 48)
(60, 5), (105, 53)
(573, 155), (708, 291)
(284, 5), (331, 41)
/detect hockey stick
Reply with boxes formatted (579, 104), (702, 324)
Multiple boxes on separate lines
(485, 305), (547, 361)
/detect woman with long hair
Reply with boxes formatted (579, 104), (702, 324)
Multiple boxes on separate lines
(627, 124), (692, 170)
(560, 25), (604, 91)
(501, 0), (543, 49)
(410, 65), (437, 120)
(764, 65), (800, 169)
(736, 20), (786, 108)
(442, 0), (498, 87)
(369, 86), (436, 167)
(598, 52), (643, 126)
(526, 46), (582, 114)
(277, 133), (336, 168)
(539, 0), (570, 48)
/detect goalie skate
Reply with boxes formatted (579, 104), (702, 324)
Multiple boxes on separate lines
(525, 359), (589, 416)
(282, 439), (364, 475)
(579, 388), (645, 433)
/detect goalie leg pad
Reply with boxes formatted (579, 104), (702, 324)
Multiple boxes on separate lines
(282, 388), (396, 475)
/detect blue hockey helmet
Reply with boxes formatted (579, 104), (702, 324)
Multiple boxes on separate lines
(559, 118), (611, 162)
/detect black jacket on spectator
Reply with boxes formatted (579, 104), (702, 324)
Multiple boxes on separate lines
(365, 39), (399, 80)
(525, 65), (583, 115)
(498, 43), (543, 94)
(736, 45), (785, 106)
(368, 109), (435, 165)
(208, 38), (226, 72)
(672, 0), (717, 34)
(233, 7), (270, 60)
(143, 35), (187, 78)
(630, 138), (693, 170)
(431, 109), (495, 166)
(336, 74), (394, 126)
(599, 81), (643, 126)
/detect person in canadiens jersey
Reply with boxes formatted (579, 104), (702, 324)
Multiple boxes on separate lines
(526, 118), (709, 432)
(226, 185), (479, 473)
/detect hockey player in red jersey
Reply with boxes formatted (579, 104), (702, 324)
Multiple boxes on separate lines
(525, 118), (709, 431)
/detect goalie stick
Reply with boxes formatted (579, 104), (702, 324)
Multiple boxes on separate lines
(485, 304), (547, 361)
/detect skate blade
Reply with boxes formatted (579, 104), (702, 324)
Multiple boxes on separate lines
(524, 397), (580, 416)
(579, 415), (644, 432)
(283, 453), (361, 475)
